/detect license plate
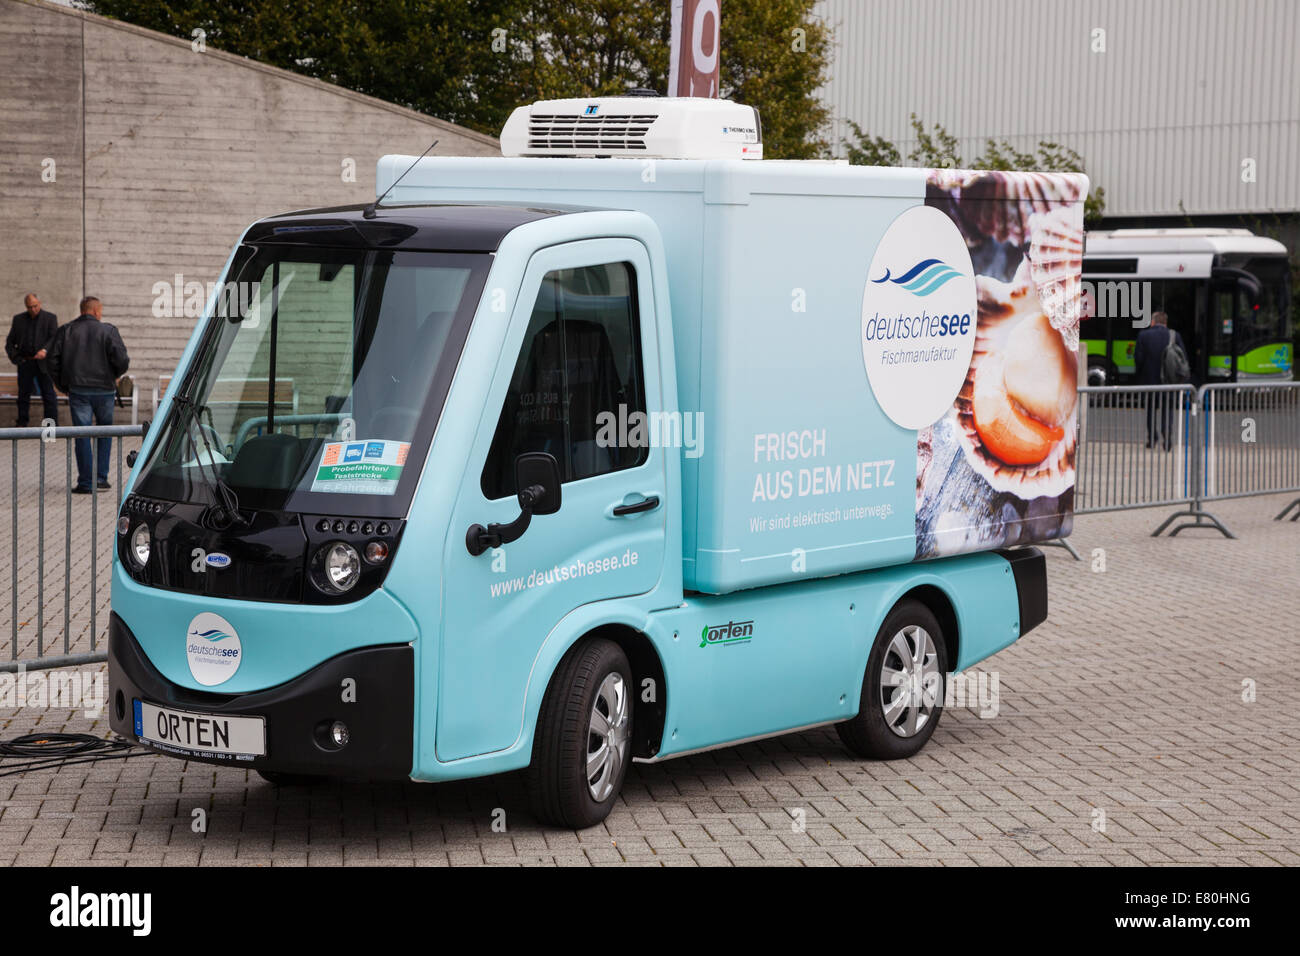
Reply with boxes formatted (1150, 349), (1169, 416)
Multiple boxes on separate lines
(133, 699), (266, 759)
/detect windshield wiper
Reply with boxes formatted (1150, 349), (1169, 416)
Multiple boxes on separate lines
(171, 394), (248, 528)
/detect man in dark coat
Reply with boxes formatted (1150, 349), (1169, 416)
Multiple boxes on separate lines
(5, 293), (59, 426)
(1134, 310), (1189, 450)
(46, 296), (130, 493)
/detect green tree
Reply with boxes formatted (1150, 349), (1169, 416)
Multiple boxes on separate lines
(501, 0), (832, 157)
(843, 117), (1107, 223)
(717, 0), (832, 159)
(906, 113), (962, 168)
(841, 120), (899, 167)
(82, 0), (833, 158)
(80, 1), (527, 134)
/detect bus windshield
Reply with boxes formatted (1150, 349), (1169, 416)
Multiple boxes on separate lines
(133, 245), (490, 516)
(1212, 256), (1293, 377)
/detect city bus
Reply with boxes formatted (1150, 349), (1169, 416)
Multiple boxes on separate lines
(1081, 228), (1293, 385)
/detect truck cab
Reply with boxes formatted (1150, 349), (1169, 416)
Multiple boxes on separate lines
(110, 98), (1072, 828)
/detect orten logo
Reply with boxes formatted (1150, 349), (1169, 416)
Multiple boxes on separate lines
(871, 258), (964, 297)
(699, 619), (755, 647)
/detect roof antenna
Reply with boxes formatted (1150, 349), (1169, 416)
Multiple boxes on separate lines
(363, 140), (438, 219)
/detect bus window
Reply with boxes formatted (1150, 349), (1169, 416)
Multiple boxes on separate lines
(1209, 284), (1236, 378)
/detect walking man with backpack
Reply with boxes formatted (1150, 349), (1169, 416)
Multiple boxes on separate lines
(1134, 310), (1191, 450)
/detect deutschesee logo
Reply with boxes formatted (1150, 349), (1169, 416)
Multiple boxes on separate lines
(870, 257), (964, 296)
(860, 204), (978, 430)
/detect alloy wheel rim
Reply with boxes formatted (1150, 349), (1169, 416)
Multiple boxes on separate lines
(878, 624), (940, 738)
(587, 672), (630, 801)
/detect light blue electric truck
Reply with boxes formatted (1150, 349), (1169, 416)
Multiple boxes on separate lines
(109, 97), (1086, 827)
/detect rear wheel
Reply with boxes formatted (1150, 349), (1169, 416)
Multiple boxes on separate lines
(837, 600), (948, 760)
(527, 638), (633, 829)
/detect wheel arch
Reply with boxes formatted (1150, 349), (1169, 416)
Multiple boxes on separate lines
(527, 613), (669, 762)
(897, 583), (960, 670)
(582, 623), (667, 760)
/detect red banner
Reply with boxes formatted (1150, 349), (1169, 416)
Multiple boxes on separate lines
(669, 0), (720, 98)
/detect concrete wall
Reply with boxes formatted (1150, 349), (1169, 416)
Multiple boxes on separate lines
(0, 0), (500, 408)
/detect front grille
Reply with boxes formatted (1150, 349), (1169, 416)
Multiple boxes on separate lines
(526, 113), (658, 152)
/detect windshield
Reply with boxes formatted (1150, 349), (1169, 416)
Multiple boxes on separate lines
(134, 245), (489, 516)
(1239, 258), (1292, 353)
(1212, 256), (1293, 363)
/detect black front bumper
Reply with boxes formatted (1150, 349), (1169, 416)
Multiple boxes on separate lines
(996, 546), (1049, 636)
(108, 613), (414, 778)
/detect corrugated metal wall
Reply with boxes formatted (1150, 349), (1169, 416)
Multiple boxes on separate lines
(814, 0), (1300, 217)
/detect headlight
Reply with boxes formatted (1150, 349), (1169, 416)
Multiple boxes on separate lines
(314, 541), (360, 594)
(130, 524), (151, 568)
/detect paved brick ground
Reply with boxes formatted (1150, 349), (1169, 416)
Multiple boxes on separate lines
(1, 493), (1297, 866)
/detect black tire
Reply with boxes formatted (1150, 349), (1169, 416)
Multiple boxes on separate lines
(836, 600), (948, 760)
(1086, 359), (1110, 388)
(527, 638), (633, 829)
(257, 769), (323, 787)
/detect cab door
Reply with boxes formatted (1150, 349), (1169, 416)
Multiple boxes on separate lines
(436, 239), (667, 762)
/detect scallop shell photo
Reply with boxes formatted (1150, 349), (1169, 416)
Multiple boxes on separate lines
(953, 274), (1078, 497)
(1026, 206), (1085, 352)
(926, 169), (1088, 247)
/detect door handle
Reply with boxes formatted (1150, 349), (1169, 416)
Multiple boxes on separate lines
(612, 495), (660, 516)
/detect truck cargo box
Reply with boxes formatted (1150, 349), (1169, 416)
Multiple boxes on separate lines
(380, 155), (1087, 594)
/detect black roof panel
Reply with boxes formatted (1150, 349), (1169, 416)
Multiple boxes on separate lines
(242, 202), (599, 252)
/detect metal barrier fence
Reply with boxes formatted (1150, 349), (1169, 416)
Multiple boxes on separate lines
(1075, 384), (1196, 515)
(1200, 383), (1300, 507)
(2, 385), (1297, 671)
(1075, 381), (1300, 539)
(1, 423), (145, 673)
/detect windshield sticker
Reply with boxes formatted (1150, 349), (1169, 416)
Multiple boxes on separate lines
(311, 439), (410, 495)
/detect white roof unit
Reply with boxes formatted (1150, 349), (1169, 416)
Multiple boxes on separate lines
(500, 96), (763, 160)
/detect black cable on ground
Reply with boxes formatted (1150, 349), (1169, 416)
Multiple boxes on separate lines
(0, 732), (151, 777)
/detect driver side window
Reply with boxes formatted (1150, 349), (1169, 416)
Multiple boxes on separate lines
(481, 261), (647, 500)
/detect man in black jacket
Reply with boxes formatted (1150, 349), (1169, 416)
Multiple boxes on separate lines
(46, 296), (130, 493)
(1134, 310), (1189, 450)
(6, 293), (59, 426)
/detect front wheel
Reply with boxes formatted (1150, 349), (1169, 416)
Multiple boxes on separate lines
(527, 638), (633, 829)
(836, 600), (948, 760)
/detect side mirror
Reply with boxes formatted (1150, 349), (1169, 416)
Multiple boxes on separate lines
(514, 451), (561, 516)
(465, 452), (562, 556)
